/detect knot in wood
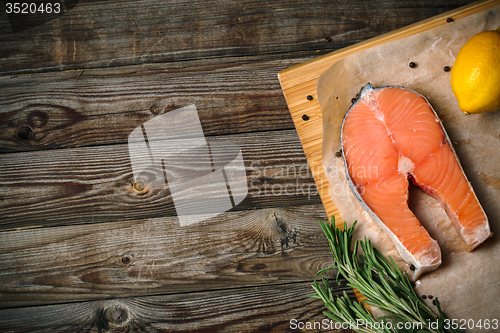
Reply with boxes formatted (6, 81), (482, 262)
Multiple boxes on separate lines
(121, 252), (135, 266)
(96, 301), (132, 330)
(150, 105), (160, 115)
(17, 125), (33, 140)
(271, 212), (287, 236)
(121, 256), (131, 265)
(268, 211), (298, 251)
(133, 181), (145, 192)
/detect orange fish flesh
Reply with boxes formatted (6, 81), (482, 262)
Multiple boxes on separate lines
(341, 84), (492, 280)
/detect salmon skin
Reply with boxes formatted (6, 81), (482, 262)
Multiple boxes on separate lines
(341, 83), (492, 280)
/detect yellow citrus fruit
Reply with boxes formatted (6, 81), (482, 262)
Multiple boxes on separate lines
(450, 28), (500, 114)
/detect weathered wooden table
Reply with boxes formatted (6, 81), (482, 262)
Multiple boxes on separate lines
(0, 1), (476, 332)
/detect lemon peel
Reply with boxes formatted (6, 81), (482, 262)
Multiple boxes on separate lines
(451, 28), (500, 114)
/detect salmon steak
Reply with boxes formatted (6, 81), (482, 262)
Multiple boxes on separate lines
(341, 83), (492, 280)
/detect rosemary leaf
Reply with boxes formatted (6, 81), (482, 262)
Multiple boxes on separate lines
(311, 217), (460, 333)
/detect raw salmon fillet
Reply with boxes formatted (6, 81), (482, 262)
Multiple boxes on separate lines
(341, 84), (492, 280)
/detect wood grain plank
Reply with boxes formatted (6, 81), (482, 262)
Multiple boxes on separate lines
(0, 1), (481, 328)
(0, 58), (295, 153)
(0, 281), (355, 333)
(0, 129), (325, 231)
(0, 204), (340, 308)
(0, 0), (474, 75)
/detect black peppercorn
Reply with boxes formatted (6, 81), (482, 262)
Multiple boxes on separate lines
(446, 17), (454, 23)
(335, 150), (342, 157)
(422, 295), (427, 299)
(444, 66), (451, 72)
(432, 299), (437, 305)
(307, 95), (313, 100)
(428, 295), (433, 299)
(302, 114), (309, 121)
(410, 264), (416, 271)
(409, 62), (416, 68)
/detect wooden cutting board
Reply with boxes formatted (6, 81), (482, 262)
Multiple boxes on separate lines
(278, 0), (500, 228)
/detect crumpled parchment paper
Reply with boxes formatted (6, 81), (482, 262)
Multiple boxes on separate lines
(317, 6), (500, 330)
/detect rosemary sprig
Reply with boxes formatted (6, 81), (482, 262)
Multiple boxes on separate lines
(311, 217), (459, 333)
